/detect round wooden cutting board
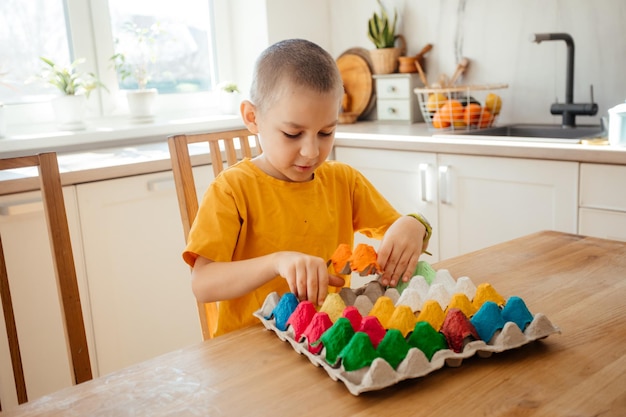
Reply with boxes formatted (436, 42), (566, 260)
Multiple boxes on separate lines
(337, 48), (375, 119)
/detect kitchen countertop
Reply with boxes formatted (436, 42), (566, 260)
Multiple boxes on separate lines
(1, 120), (625, 196)
(334, 121), (626, 165)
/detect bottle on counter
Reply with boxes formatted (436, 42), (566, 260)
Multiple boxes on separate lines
(608, 100), (626, 146)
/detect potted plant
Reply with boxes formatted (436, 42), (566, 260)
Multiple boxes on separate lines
(216, 81), (241, 115)
(32, 57), (107, 130)
(110, 22), (164, 121)
(367, 0), (405, 74)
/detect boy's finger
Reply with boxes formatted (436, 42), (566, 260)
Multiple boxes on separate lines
(328, 274), (346, 287)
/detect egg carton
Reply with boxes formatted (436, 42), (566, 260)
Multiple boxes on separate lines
(253, 269), (560, 395)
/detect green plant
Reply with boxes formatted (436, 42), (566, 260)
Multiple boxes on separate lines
(218, 82), (239, 94)
(110, 22), (164, 90)
(367, 0), (398, 49)
(33, 57), (106, 98)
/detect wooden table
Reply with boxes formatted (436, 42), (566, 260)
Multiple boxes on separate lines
(4, 231), (626, 416)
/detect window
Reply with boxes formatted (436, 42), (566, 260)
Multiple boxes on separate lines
(0, 0), (72, 104)
(107, 0), (216, 94)
(0, 0), (220, 124)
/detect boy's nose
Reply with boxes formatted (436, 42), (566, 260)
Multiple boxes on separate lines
(300, 136), (320, 159)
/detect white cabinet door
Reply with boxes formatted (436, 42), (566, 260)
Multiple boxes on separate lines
(579, 208), (626, 242)
(579, 163), (626, 241)
(437, 154), (579, 259)
(0, 187), (95, 408)
(334, 147), (439, 289)
(76, 167), (212, 375)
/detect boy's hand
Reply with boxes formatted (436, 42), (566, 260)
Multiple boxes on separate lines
(275, 252), (345, 305)
(377, 216), (427, 287)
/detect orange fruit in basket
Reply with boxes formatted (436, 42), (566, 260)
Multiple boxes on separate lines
(438, 100), (464, 123)
(426, 93), (447, 112)
(477, 109), (494, 128)
(485, 93), (502, 115)
(463, 103), (483, 126)
(432, 112), (450, 129)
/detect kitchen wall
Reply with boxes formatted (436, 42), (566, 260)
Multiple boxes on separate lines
(235, 0), (625, 126)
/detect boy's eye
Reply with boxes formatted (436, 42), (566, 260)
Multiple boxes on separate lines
(283, 131), (301, 139)
(319, 131), (334, 137)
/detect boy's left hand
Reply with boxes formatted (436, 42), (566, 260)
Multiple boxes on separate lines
(377, 215), (427, 287)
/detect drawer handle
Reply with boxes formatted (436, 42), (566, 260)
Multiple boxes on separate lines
(386, 86), (397, 94)
(439, 165), (451, 205)
(0, 198), (43, 216)
(147, 178), (175, 192)
(419, 163), (431, 203)
(386, 107), (397, 115)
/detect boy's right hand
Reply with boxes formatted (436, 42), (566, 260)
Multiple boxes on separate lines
(274, 251), (345, 305)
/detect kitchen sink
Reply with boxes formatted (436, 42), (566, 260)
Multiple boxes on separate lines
(445, 124), (604, 140)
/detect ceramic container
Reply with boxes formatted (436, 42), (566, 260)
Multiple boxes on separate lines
(608, 100), (626, 146)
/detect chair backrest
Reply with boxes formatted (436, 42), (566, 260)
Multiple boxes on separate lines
(168, 128), (261, 340)
(0, 152), (92, 408)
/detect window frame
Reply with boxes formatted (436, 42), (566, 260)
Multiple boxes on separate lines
(6, 0), (233, 127)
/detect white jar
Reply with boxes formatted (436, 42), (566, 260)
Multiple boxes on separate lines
(608, 100), (626, 146)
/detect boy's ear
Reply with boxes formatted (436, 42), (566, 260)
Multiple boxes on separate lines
(241, 100), (259, 134)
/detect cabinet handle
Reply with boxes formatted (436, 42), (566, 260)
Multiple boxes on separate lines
(439, 165), (451, 205)
(386, 107), (397, 115)
(419, 163), (431, 203)
(387, 86), (397, 94)
(147, 178), (175, 192)
(0, 199), (43, 216)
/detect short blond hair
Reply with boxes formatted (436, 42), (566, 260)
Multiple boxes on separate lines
(250, 39), (344, 113)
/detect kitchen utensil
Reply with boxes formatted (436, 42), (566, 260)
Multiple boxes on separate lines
(437, 73), (449, 88)
(414, 59), (429, 87)
(398, 56), (418, 73)
(336, 48), (375, 119)
(449, 57), (470, 86)
(415, 43), (433, 67)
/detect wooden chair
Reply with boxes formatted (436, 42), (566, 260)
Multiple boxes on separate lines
(0, 152), (92, 408)
(168, 128), (261, 340)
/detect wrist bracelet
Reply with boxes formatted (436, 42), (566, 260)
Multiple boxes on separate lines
(407, 213), (432, 255)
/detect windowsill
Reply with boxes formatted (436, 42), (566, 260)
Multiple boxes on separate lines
(0, 112), (246, 158)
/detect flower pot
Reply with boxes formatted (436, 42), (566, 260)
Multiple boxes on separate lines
(219, 91), (242, 115)
(126, 89), (158, 122)
(369, 47), (402, 74)
(369, 34), (406, 75)
(52, 95), (87, 131)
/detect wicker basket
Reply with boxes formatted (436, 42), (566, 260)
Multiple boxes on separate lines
(414, 83), (508, 132)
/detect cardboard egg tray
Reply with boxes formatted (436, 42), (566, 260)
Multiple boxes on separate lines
(253, 268), (560, 395)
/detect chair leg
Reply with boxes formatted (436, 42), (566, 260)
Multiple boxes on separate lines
(0, 236), (28, 404)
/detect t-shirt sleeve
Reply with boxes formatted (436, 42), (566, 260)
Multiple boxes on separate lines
(182, 179), (241, 267)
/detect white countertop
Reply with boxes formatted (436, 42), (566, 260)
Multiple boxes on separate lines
(335, 121), (626, 165)
(2, 119), (625, 196)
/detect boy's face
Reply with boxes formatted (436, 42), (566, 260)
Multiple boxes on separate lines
(243, 82), (340, 182)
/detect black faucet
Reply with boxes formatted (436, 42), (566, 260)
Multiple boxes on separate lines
(531, 33), (598, 128)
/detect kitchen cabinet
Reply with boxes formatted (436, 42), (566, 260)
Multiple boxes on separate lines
(0, 187), (96, 408)
(579, 163), (626, 241)
(334, 147), (439, 265)
(75, 167), (212, 376)
(334, 147), (579, 263)
(436, 154), (578, 259)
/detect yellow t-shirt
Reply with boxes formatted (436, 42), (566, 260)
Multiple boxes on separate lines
(184, 158), (400, 337)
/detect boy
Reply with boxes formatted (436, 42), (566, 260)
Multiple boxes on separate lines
(183, 39), (430, 337)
